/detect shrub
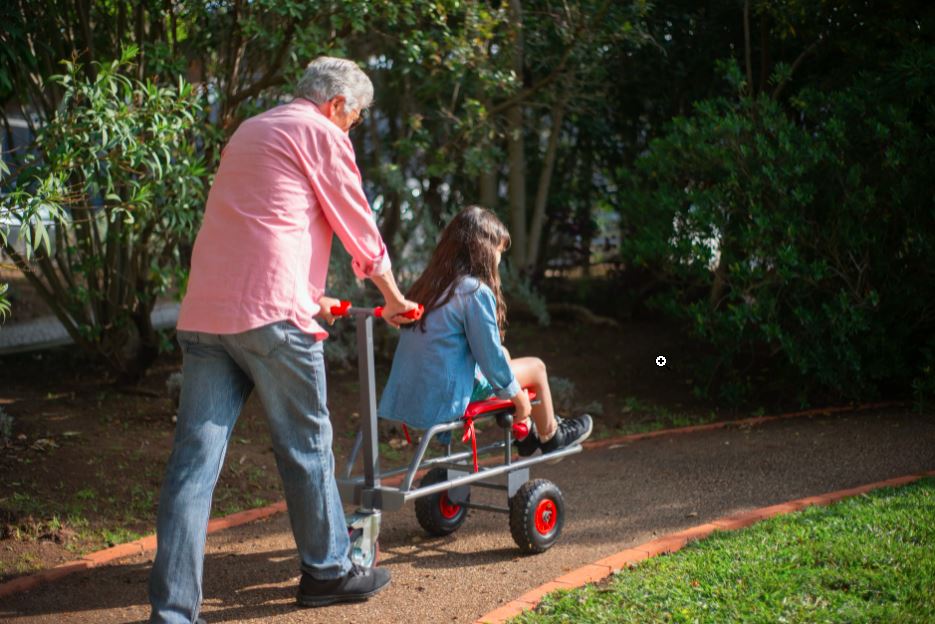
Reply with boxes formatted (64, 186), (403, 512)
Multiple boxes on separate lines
(620, 50), (935, 402)
(0, 48), (208, 380)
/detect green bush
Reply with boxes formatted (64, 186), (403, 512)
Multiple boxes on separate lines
(620, 49), (935, 402)
(0, 283), (9, 322)
(1, 48), (208, 380)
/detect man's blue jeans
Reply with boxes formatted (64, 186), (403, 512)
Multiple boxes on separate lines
(149, 321), (351, 624)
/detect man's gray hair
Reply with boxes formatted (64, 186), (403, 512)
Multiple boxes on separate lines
(296, 56), (374, 111)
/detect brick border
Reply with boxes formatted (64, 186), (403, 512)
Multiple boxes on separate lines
(476, 468), (935, 624)
(581, 401), (902, 451)
(0, 400), (906, 600)
(0, 502), (286, 599)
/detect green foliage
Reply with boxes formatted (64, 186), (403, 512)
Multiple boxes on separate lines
(517, 478), (935, 623)
(0, 282), (9, 322)
(1, 159), (21, 322)
(502, 262), (550, 327)
(547, 376), (576, 414)
(620, 45), (935, 401)
(0, 48), (208, 377)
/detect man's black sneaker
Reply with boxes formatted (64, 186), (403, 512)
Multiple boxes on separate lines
(540, 414), (593, 454)
(514, 420), (540, 457)
(297, 564), (390, 607)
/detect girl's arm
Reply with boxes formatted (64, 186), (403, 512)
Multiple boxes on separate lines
(462, 285), (521, 400)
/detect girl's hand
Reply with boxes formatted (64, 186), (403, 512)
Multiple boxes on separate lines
(317, 295), (341, 326)
(510, 388), (532, 422)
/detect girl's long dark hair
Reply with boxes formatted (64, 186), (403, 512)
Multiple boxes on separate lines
(406, 206), (510, 337)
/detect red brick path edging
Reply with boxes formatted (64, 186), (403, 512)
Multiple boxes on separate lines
(475, 468), (935, 624)
(581, 401), (901, 451)
(0, 502), (288, 599)
(0, 400), (906, 600)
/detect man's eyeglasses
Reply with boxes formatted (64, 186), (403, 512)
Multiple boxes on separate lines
(349, 107), (367, 131)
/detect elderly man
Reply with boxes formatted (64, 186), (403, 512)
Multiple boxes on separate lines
(149, 57), (416, 623)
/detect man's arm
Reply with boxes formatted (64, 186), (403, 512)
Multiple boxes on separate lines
(369, 270), (419, 328)
(304, 133), (417, 325)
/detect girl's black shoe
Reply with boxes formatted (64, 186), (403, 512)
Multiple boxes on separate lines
(540, 414), (593, 454)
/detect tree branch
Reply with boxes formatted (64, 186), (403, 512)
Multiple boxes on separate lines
(771, 35), (824, 100)
(224, 19), (297, 124)
(743, 0), (753, 94)
(2, 241), (92, 351)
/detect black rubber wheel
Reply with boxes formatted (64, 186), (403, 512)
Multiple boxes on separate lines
(509, 479), (565, 553)
(414, 467), (470, 536)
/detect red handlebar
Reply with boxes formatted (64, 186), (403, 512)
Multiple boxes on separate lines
(329, 300), (352, 317)
(328, 301), (424, 320)
(375, 304), (424, 320)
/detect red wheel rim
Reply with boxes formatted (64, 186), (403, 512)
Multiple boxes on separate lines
(535, 499), (557, 535)
(439, 493), (461, 519)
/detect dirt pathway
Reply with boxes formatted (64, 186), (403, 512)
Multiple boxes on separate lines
(2, 407), (933, 623)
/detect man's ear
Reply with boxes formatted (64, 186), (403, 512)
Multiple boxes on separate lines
(331, 95), (348, 115)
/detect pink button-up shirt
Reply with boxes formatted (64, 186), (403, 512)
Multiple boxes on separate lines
(177, 99), (390, 340)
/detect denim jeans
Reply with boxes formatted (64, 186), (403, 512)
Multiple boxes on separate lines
(149, 321), (351, 624)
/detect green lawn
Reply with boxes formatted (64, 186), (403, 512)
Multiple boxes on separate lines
(515, 478), (935, 623)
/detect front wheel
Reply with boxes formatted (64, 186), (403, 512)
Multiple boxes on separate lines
(414, 467), (470, 536)
(509, 479), (565, 553)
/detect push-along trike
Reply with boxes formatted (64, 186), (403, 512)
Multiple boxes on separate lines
(330, 302), (585, 568)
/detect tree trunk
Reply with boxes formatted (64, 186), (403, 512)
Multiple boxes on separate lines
(506, 0), (527, 270)
(743, 0), (753, 94)
(479, 97), (499, 210)
(479, 167), (498, 210)
(425, 176), (445, 225)
(527, 94), (567, 269)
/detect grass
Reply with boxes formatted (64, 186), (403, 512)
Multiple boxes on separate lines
(514, 478), (935, 624)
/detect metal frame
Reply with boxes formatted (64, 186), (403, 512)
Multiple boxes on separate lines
(336, 308), (584, 514)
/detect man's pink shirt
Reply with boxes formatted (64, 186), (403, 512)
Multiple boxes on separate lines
(177, 99), (390, 340)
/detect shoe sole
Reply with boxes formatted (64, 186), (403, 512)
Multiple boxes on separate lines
(544, 417), (593, 465)
(297, 579), (390, 607)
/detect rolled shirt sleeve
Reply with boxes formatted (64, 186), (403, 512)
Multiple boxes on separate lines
(462, 284), (521, 399)
(308, 132), (391, 279)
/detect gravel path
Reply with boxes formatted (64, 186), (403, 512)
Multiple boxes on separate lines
(1, 407), (933, 623)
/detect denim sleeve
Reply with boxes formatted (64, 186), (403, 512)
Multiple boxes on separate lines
(462, 285), (521, 399)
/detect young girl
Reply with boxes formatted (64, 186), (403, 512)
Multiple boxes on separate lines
(379, 206), (592, 455)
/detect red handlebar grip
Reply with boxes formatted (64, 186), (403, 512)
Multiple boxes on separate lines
(374, 304), (424, 320)
(329, 300), (352, 317)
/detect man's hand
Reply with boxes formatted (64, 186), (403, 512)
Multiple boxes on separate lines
(510, 388), (532, 422)
(317, 295), (342, 326)
(368, 270), (420, 328)
(379, 298), (420, 328)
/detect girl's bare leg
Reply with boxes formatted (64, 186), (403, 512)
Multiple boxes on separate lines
(509, 356), (557, 440)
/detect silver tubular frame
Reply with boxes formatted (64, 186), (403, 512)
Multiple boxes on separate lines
(336, 307), (583, 513)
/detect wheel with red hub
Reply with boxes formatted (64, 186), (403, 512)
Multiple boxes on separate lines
(415, 467), (470, 536)
(509, 479), (565, 553)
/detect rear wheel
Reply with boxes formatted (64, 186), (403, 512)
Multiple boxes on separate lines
(509, 479), (564, 553)
(415, 467), (470, 536)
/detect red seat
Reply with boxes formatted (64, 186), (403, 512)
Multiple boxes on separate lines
(459, 389), (537, 472)
(463, 389), (537, 420)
